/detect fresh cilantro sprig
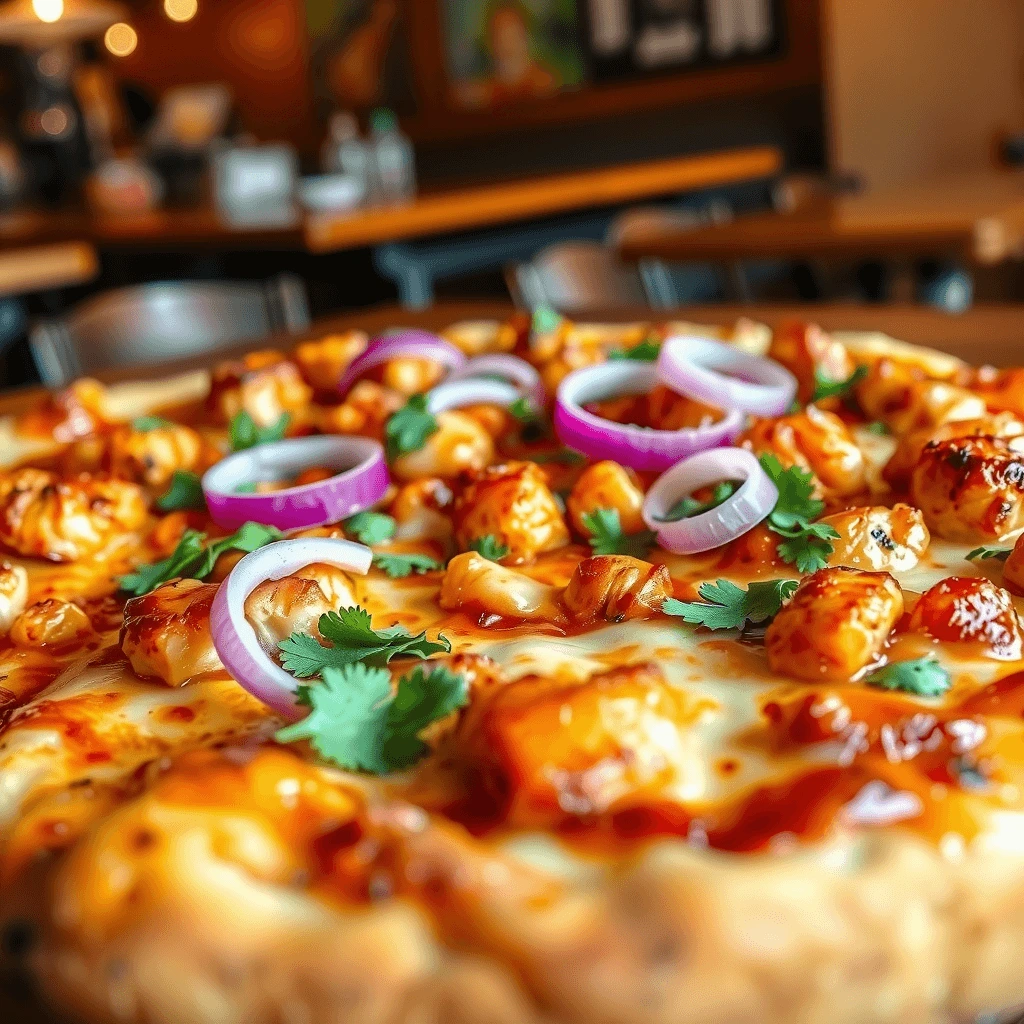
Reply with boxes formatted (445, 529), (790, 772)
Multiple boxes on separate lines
(659, 480), (738, 522)
(812, 364), (867, 402)
(372, 551), (444, 578)
(967, 546), (1012, 562)
(759, 453), (840, 573)
(119, 521), (281, 596)
(866, 657), (951, 697)
(532, 305), (564, 335)
(609, 338), (660, 362)
(230, 410), (290, 451)
(663, 578), (798, 631)
(155, 470), (206, 512)
(385, 395), (438, 461)
(277, 605), (450, 678)
(469, 535), (509, 561)
(275, 662), (468, 774)
(344, 510), (396, 546)
(132, 415), (172, 432)
(509, 396), (538, 423)
(581, 508), (656, 559)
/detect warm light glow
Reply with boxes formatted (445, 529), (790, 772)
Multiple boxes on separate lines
(163, 0), (198, 23)
(104, 22), (138, 57)
(32, 0), (64, 23)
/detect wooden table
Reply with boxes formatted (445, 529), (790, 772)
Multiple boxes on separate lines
(0, 241), (98, 296)
(4, 299), (1024, 416)
(618, 172), (1024, 267)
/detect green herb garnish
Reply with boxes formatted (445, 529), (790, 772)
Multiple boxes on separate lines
(155, 470), (205, 512)
(372, 551), (444, 578)
(385, 395), (438, 461)
(132, 415), (172, 432)
(865, 657), (951, 697)
(609, 338), (660, 362)
(966, 546), (1012, 562)
(759, 453), (839, 573)
(229, 410), (290, 451)
(812, 364), (867, 402)
(663, 578), (799, 631)
(469, 535), (510, 561)
(344, 511), (396, 546)
(581, 507), (656, 559)
(659, 480), (738, 522)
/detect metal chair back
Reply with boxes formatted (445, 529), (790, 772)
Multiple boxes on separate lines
(29, 274), (309, 386)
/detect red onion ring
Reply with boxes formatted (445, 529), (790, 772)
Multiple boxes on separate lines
(210, 537), (372, 717)
(202, 435), (389, 532)
(426, 378), (523, 415)
(447, 354), (545, 407)
(641, 447), (778, 554)
(337, 330), (466, 395)
(554, 362), (745, 472)
(657, 335), (797, 417)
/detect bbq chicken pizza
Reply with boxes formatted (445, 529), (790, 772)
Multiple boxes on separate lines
(5, 310), (1024, 1024)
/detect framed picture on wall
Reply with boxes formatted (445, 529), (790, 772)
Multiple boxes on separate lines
(442, 0), (589, 110)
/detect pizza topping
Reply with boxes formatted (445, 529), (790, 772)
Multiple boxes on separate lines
(443, 352), (546, 408)
(426, 377), (524, 417)
(389, 408), (495, 480)
(811, 364), (867, 403)
(276, 661), (468, 774)
(156, 470), (206, 512)
(108, 420), (207, 488)
(656, 334), (798, 416)
(566, 460), (646, 536)
(10, 598), (93, 649)
(664, 578), (798, 632)
(439, 551), (564, 625)
(210, 352), (312, 430)
(120, 521), (282, 597)
(866, 657), (952, 698)
(0, 562), (28, 633)
(208, 537), (373, 715)
(907, 576), (1023, 660)
(822, 504), (929, 572)
(202, 435), (389, 532)
(371, 551), (444, 578)
(967, 545), (1012, 562)
(343, 510), (396, 545)
(0, 468), (147, 563)
(554, 361), (744, 472)
(581, 508), (655, 558)
(563, 555), (671, 624)
(765, 567), (904, 682)
(911, 435), (1024, 543)
(641, 448), (777, 554)
(467, 534), (509, 561)
(337, 330), (466, 395)
(388, 478), (454, 546)
(229, 410), (290, 451)
(767, 322), (855, 404)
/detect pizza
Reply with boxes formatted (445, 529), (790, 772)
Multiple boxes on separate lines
(3, 310), (1024, 1024)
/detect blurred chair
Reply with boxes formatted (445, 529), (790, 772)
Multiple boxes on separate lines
(29, 274), (309, 386)
(506, 240), (651, 313)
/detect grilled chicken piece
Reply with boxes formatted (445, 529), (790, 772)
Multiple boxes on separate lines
(10, 598), (93, 649)
(765, 567), (903, 682)
(439, 551), (563, 625)
(910, 436), (1024, 542)
(563, 555), (671, 624)
(566, 460), (646, 537)
(210, 350), (312, 429)
(0, 561), (28, 633)
(822, 504), (929, 572)
(292, 331), (368, 391)
(121, 579), (222, 685)
(0, 468), (147, 562)
(768, 321), (854, 404)
(389, 478), (455, 547)
(908, 576), (1022, 661)
(107, 421), (207, 489)
(392, 411), (495, 482)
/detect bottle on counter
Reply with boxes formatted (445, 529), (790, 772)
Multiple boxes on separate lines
(370, 108), (416, 205)
(322, 111), (376, 205)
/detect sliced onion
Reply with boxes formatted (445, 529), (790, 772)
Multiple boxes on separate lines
(657, 335), (797, 417)
(448, 354), (545, 407)
(642, 447), (778, 553)
(337, 330), (466, 395)
(426, 378), (523, 415)
(210, 537), (372, 717)
(554, 361), (744, 472)
(202, 435), (389, 532)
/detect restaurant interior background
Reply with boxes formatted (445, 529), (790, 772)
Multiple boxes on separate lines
(1, 0), (1023, 388)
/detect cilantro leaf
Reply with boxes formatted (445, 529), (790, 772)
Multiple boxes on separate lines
(663, 578), (798, 631)
(278, 605), (450, 678)
(385, 395), (438, 461)
(967, 546), (1012, 562)
(659, 480), (738, 522)
(758, 453), (838, 573)
(155, 470), (206, 512)
(509, 396), (539, 423)
(372, 551), (443, 578)
(609, 338), (660, 362)
(866, 657), (951, 697)
(118, 521), (281, 596)
(812, 364), (867, 402)
(469, 535), (509, 561)
(276, 663), (393, 773)
(275, 662), (468, 774)
(344, 511), (396, 546)
(132, 415), (172, 432)
(531, 448), (586, 465)
(532, 305), (563, 335)
(229, 410), (290, 452)
(581, 507), (656, 558)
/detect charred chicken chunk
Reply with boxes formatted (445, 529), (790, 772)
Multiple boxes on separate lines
(907, 576), (1022, 661)
(0, 469), (147, 562)
(453, 461), (568, 563)
(0, 562), (28, 633)
(11, 598), (93, 649)
(563, 555), (671, 624)
(121, 579), (222, 685)
(765, 567), (904, 682)
(107, 421), (206, 488)
(389, 478), (455, 546)
(768, 322), (855, 404)
(292, 331), (368, 391)
(910, 436), (1024, 542)
(209, 351), (312, 429)
(391, 411), (495, 481)
(822, 504), (929, 572)
(439, 551), (563, 624)
(566, 460), (646, 537)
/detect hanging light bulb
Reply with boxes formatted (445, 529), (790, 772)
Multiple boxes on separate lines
(31, 0), (64, 23)
(163, 0), (197, 23)
(103, 20), (136, 55)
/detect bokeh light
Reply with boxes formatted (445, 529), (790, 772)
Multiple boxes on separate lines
(31, 0), (64, 23)
(104, 22), (138, 57)
(163, 0), (198, 24)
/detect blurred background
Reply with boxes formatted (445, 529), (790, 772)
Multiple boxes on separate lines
(2, 0), (1024, 387)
